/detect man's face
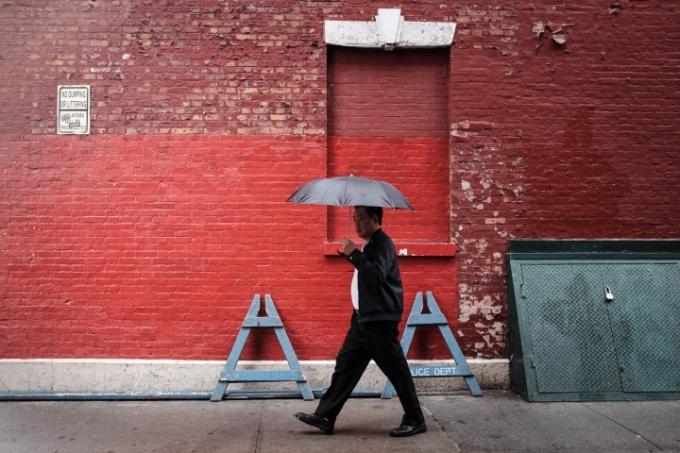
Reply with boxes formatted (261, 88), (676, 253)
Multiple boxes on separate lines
(353, 207), (379, 240)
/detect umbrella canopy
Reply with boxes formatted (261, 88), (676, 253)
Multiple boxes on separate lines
(287, 175), (414, 210)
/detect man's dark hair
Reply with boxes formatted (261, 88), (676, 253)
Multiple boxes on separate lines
(360, 206), (383, 225)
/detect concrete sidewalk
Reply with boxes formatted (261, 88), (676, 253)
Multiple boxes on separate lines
(1, 391), (679, 453)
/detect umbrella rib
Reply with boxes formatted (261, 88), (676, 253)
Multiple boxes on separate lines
(341, 176), (350, 207)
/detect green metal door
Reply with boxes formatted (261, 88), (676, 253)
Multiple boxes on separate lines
(601, 263), (680, 393)
(521, 263), (621, 394)
(508, 240), (680, 401)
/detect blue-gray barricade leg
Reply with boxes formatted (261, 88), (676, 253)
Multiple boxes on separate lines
(211, 294), (313, 401)
(382, 291), (482, 398)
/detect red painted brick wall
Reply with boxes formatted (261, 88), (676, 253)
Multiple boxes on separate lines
(1, 1), (679, 361)
(328, 136), (450, 243)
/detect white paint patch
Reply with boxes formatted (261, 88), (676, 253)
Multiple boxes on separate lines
(476, 239), (488, 254)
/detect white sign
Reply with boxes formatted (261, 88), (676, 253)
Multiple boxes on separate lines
(57, 85), (90, 134)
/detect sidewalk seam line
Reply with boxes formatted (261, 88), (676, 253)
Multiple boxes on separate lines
(584, 404), (664, 451)
(423, 403), (463, 453)
(253, 401), (264, 453)
(53, 404), (100, 453)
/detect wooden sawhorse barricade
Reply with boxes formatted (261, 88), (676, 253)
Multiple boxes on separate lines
(211, 294), (313, 401)
(382, 291), (482, 398)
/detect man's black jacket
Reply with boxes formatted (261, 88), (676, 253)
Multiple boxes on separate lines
(347, 228), (404, 323)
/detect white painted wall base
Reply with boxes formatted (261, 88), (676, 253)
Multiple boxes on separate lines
(0, 358), (508, 395)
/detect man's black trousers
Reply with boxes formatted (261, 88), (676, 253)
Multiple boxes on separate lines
(315, 312), (424, 425)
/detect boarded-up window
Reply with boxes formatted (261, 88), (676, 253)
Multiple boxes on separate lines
(327, 47), (450, 242)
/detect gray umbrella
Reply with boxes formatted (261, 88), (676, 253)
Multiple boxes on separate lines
(287, 175), (414, 210)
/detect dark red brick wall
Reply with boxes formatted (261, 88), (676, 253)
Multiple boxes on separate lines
(1, 1), (679, 361)
(0, 1), (327, 136)
(329, 47), (449, 137)
(449, 1), (680, 352)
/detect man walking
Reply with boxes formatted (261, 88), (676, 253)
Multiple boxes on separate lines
(295, 206), (426, 437)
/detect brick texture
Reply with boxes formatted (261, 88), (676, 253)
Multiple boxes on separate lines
(329, 47), (449, 137)
(1, 1), (680, 361)
(328, 137), (450, 243)
(0, 1), (327, 136)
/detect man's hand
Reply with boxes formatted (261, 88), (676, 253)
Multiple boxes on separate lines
(340, 239), (357, 256)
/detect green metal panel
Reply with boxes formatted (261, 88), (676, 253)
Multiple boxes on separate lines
(521, 263), (621, 394)
(601, 264), (680, 393)
(507, 240), (680, 401)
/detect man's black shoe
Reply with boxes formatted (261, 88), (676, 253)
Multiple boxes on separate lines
(389, 421), (427, 437)
(294, 412), (334, 434)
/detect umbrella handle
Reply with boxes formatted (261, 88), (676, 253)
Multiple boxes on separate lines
(346, 207), (351, 240)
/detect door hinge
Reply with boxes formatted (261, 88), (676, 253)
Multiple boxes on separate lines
(520, 283), (527, 299)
